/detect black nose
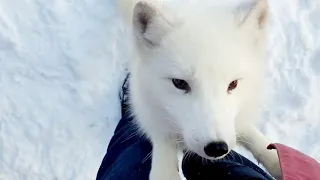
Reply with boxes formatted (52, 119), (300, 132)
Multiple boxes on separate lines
(204, 141), (229, 157)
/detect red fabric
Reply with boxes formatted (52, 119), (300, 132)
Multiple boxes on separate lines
(268, 143), (320, 180)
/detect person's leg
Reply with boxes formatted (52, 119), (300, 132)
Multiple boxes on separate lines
(182, 150), (275, 180)
(96, 113), (152, 180)
(96, 75), (152, 180)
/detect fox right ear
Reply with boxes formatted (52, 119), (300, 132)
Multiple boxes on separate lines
(132, 1), (172, 48)
(236, 0), (268, 30)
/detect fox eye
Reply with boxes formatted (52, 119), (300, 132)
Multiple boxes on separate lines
(172, 79), (190, 93)
(227, 80), (238, 94)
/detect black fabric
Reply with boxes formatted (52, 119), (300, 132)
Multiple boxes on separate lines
(182, 151), (273, 180)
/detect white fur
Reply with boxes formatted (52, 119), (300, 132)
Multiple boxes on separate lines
(116, 0), (282, 179)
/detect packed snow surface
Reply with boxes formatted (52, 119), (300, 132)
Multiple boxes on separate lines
(0, 0), (319, 179)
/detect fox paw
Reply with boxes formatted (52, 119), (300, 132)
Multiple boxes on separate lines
(261, 149), (282, 180)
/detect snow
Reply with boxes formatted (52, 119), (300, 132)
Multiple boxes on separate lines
(0, 0), (319, 180)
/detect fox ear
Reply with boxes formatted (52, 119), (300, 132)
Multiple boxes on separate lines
(236, 0), (268, 30)
(132, 1), (173, 48)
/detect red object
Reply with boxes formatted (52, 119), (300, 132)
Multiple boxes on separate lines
(268, 143), (320, 180)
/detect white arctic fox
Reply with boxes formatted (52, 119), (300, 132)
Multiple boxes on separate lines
(116, 0), (282, 179)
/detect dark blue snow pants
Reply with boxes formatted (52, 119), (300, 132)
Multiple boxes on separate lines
(96, 112), (274, 180)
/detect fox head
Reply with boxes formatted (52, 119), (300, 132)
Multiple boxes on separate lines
(129, 0), (269, 159)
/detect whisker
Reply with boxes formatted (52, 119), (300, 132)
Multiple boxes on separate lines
(142, 151), (152, 164)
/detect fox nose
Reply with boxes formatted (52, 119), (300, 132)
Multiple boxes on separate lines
(204, 141), (229, 157)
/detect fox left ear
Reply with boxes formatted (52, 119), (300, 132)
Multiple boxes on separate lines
(236, 0), (268, 30)
(132, 1), (175, 48)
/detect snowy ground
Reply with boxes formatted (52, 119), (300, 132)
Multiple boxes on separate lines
(0, 0), (319, 180)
